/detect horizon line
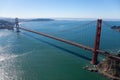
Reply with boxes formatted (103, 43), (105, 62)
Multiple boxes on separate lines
(0, 16), (120, 20)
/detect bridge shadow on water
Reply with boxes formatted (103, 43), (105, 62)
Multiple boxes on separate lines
(22, 33), (91, 61)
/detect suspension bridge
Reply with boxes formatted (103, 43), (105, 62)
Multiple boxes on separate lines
(15, 18), (120, 65)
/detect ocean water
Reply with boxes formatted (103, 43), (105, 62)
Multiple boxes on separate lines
(0, 20), (120, 80)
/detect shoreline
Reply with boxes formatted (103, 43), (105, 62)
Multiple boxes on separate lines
(98, 71), (120, 80)
(111, 26), (120, 32)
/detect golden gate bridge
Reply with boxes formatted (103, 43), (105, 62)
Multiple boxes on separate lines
(15, 18), (120, 65)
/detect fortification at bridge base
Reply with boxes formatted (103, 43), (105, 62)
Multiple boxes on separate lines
(97, 54), (120, 80)
(83, 54), (120, 80)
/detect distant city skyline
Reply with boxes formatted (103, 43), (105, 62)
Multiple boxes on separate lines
(0, 0), (120, 19)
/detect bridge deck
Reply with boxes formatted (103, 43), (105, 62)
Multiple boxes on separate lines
(19, 27), (120, 61)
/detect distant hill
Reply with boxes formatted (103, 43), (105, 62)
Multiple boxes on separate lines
(0, 17), (54, 22)
(0, 20), (14, 30)
(29, 18), (54, 21)
(111, 25), (120, 32)
(0, 20), (14, 25)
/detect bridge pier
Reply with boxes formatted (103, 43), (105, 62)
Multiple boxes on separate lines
(91, 19), (102, 65)
(15, 18), (20, 32)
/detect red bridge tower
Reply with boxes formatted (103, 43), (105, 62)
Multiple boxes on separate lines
(91, 19), (102, 65)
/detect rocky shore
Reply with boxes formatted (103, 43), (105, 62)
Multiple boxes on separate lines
(83, 54), (120, 80)
(97, 54), (120, 80)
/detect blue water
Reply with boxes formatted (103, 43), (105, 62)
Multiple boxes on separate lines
(0, 20), (120, 80)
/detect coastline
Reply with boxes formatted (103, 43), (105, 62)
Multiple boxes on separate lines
(98, 70), (120, 80)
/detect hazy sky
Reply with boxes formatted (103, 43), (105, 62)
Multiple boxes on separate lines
(0, 0), (120, 19)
